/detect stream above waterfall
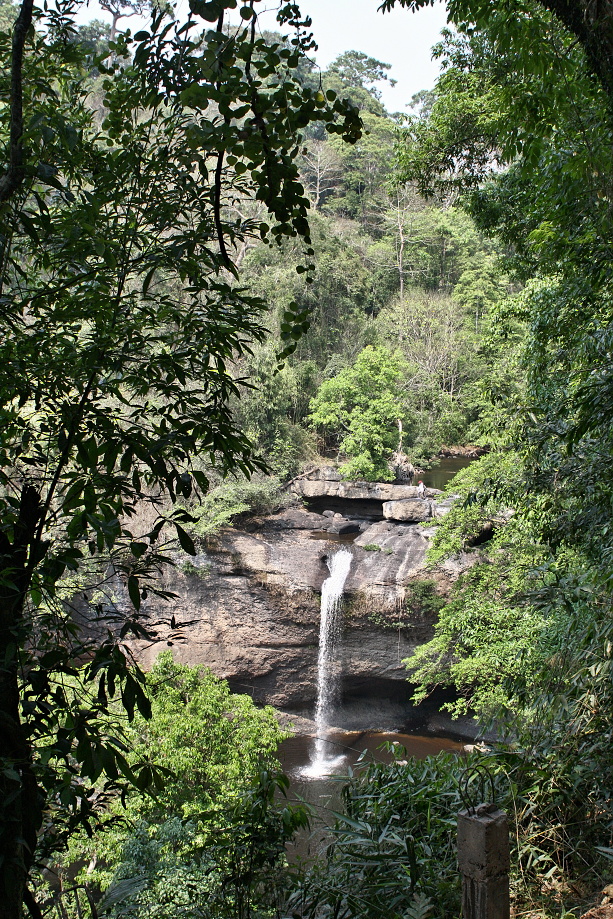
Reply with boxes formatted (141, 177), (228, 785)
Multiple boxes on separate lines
(420, 455), (475, 490)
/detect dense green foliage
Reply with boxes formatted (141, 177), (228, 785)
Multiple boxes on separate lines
(0, 0), (359, 912)
(231, 81), (513, 475)
(6, 0), (613, 913)
(308, 346), (408, 480)
(292, 751), (464, 919)
(293, 730), (613, 918)
(50, 654), (307, 919)
(394, 0), (613, 723)
(378, 0), (613, 899)
(185, 476), (297, 538)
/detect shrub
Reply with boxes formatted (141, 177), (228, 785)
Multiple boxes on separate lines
(291, 750), (466, 919)
(187, 476), (297, 538)
(57, 655), (305, 918)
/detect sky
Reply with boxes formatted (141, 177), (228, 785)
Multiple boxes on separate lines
(77, 0), (449, 112)
(255, 0), (449, 112)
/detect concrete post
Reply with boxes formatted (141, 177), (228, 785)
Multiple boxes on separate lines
(457, 803), (510, 919)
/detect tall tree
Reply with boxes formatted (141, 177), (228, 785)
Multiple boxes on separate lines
(323, 50), (395, 115)
(327, 49), (396, 99)
(99, 0), (149, 40)
(0, 1), (360, 915)
(309, 345), (410, 480)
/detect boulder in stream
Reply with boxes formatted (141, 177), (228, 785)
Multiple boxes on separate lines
(383, 498), (433, 522)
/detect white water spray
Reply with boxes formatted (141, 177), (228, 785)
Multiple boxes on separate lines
(302, 548), (352, 777)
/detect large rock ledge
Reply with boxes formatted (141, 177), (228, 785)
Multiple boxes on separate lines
(124, 499), (474, 720)
(290, 472), (454, 524)
(291, 478), (428, 503)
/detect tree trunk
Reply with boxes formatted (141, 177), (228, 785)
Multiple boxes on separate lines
(0, 0), (34, 206)
(540, 0), (613, 105)
(0, 486), (44, 919)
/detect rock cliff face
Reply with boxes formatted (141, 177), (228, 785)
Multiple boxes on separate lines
(129, 488), (471, 728)
(289, 469), (443, 522)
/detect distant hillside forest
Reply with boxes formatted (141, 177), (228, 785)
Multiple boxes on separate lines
(225, 47), (518, 480)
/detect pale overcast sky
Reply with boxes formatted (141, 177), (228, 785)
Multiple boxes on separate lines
(78, 0), (448, 112)
(264, 0), (449, 112)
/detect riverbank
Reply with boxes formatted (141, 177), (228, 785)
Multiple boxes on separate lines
(275, 703), (496, 745)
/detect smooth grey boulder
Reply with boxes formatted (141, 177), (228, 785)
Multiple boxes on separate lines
(383, 498), (433, 522)
(291, 479), (422, 502)
(433, 496), (457, 519)
(328, 521), (361, 535)
(317, 466), (343, 482)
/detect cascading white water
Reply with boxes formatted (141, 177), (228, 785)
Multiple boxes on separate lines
(302, 548), (352, 777)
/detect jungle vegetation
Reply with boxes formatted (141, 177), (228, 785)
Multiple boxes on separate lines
(1, 0), (613, 916)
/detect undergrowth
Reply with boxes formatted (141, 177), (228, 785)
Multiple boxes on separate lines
(185, 476), (297, 539)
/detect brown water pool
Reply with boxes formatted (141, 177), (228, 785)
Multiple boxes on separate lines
(278, 730), (464, 861)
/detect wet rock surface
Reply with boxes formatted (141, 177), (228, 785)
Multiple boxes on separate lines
(127, 496), (469, 724)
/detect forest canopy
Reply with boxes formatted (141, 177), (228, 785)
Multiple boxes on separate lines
(0, 0), (361, 912)
(2, 0), (613, 915)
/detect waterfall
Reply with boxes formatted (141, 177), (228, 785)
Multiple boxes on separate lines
(303, 548), (352, 777)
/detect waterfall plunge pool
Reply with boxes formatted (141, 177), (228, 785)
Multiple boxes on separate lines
(279, 729), (464, 777)
(278, 730), (465, 861)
